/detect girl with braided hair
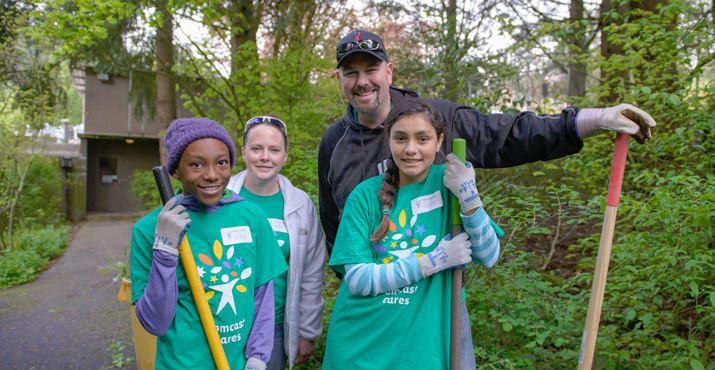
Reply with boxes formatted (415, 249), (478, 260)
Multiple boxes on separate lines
(323, 98), (501, 369)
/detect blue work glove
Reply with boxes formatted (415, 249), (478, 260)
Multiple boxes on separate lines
(443, 153), (482, 213)
(153, 194), (191, 256)
(418, 233), (472, 277)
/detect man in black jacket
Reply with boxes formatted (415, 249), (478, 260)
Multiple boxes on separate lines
(318, 29), (655, 257)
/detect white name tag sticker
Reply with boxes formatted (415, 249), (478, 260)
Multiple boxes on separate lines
(268, 218), (287, 233)
(411, 191), (443, 216)
(220, 226), (252, 245)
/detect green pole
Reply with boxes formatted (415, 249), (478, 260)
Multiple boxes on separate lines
(450, 138), (466, 370)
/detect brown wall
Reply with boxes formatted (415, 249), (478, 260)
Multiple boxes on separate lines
(83, 70), (194, 138)
(86, 138), (158, 213)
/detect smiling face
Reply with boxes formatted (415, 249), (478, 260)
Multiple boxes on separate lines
(336, 53), (393, 128)
(172, 138), (232, 206)
(388, 112), (444, 187)
(241, 124), (288, 185)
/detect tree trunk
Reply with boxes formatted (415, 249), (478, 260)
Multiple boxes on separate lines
(639, 0), (680, 95)
(444, 0), (458, 102)
(599, 0), (631, 105)
(156, 0), (176, 166)
(7, 159), (32, 251)
(229, 1), (259, 82)
(568, 0), (587, 98)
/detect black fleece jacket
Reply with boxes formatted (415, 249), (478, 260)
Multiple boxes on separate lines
(318, 86), (583, 255)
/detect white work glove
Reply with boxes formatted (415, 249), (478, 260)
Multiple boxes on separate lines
(579, 104), (656, 143)
(443, 153), (482, 213)
(244, 357), (267, 370)
(153, 194), (191, 256)
(418, 233), (472, 277)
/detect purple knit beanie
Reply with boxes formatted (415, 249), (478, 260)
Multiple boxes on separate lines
(164, 118), (236, 174)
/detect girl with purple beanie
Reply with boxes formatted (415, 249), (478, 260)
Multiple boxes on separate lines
(130, 117), (287, 370)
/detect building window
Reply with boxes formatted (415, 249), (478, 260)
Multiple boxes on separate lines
(100, 156), (118, 185)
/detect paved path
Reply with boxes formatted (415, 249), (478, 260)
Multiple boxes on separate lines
(0, 217), (137, 369)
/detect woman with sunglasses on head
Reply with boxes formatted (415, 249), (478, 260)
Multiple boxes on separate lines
(322, 99), (501, 369)
(227, 115), (326, 369)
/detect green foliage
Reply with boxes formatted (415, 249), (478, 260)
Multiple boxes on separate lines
(128, 168), (182, 213)
(108, 340), (135, 368)
(25, 0), (136, 59)
(13, 156), (64, 227)
(0, 248), (46, 289)
(0, 224), (69, 288)
(468, 84), (714, 368)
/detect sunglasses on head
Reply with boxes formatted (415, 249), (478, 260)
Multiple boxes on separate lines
(336, 39), (383, 59)
(244, 116), (287, 134)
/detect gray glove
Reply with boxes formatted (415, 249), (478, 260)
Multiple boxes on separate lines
(578, 104), (656, 143)
(600, 104), (656, 143)
(153, 194), (191, 256)
(418, 233), (472, 277)
(244, 357), (266, 370)
(443, 153), (482, 213)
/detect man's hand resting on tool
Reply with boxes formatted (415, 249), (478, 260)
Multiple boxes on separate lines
(577, 104), (656, 143)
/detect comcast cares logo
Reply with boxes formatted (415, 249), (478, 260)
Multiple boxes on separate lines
(196, 241), (252, 315)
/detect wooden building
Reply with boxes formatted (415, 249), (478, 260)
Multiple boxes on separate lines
(74, 69), (193, 213)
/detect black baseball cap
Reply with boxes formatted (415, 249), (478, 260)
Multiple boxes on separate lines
(336, 30), (388, 68)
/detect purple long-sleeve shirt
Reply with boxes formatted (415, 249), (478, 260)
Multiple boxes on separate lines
(134, 191), (276, 363)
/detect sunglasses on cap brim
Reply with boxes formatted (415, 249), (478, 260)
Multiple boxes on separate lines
(336, 39), (383, 59)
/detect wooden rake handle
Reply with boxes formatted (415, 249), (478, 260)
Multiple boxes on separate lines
(578, 133), (630, 369)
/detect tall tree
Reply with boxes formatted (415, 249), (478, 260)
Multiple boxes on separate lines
(568, 0), (587, 98)
(0, 2), (70, 249)
(370, 0), (501, 102)
(498, 0), (601, 102)
(155, 0), (176, 165)
(598, 0), (632, 104)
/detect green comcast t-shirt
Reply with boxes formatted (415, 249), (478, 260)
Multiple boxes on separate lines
(324, 164), (455, 369)
(130, 197), (288, 369)
(239, 187), (290, 325)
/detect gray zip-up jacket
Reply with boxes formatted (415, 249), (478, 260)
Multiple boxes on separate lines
(227, 171), (325, 368)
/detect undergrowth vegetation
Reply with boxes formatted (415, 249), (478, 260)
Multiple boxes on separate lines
(0, 157), (69, 288)
(466, 91), (713, 368)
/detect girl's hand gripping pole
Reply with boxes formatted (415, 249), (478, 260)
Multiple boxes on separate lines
(153, 166), (230, 370)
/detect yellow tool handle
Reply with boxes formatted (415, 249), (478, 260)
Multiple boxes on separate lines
(180, 236), (230, 370)
(153, 165), (230, 370)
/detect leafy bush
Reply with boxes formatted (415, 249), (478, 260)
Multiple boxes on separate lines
(0, 248), (47, 288)
(14, 156), (64, 227)
(0, 224), (69, 288)
(14, 225), (68, 260)
(129, 168), (182, 213)
(467, 83), (714, 367)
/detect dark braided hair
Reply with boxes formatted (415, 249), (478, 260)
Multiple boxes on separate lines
(369, 98), (446, 243)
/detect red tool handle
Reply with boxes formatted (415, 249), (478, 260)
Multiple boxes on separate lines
(606, 133), (629, 207)
(578, 133), (630, 369)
